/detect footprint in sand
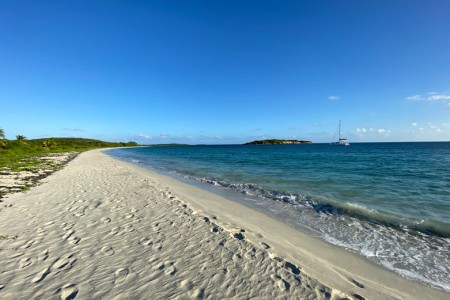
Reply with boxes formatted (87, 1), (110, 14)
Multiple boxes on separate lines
(123, 224), (135, 233)
(21, 240), (35, 249)
(180, 279), (193, 291)
(260, 242), (270, 249)
(101, 246), (115, 256)
(284, 261), (301, 275)
(62, 230), (75, 241)
(39, 249), (49, 261)
(32, 267), (51, 283)
(19, 257), (33, 268)
(165, 264), (177, 276)
(101, 217), (111, 223)
(153, 242), (163, 251)
(60, 283), (78, 300)
(124, 213), (134, 219)
(61, 223), (74, 231)
(349, 278), (365, 288)
(114, 268), (129, 284)
(88, 201), (102, 210)
(352, 293), (366, 300)
(68, 235), (81, 245)
(232, 232), (245, 241)
(131, 218), (141, 224)
(140, 237), (153, 246)
(110, 227), (120, 235)
(67, 206), (78, 212)
(271, 274), (290, 292)
(52, 254), (75, 270)
(62, 230), (80, 244)
(36, 227), (46, 236)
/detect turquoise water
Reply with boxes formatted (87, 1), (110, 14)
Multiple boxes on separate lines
(107, 142), (450, 291)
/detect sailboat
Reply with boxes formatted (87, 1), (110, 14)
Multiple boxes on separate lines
(331, 120), (350, 146)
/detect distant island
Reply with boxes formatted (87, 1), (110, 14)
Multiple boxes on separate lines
(244, 139), (312, 145)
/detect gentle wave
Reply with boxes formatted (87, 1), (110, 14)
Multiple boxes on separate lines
(164, 167), (450, 292)
(195, 176), (450, 238)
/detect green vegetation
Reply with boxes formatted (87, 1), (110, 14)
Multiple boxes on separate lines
(244, 139), (312, 145)
(0, 137), (138, 171)
(16, 135), (26, 141)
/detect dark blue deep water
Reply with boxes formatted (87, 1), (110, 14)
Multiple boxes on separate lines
(107, 142), (450, 291)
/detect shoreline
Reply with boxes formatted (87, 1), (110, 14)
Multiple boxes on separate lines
(0, 149), (447, 299)
(107, 150), (449, 299)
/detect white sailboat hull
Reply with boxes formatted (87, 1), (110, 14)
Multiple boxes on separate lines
(332, 121), (350, 146)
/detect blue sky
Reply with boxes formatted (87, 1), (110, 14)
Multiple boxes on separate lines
(1, 0), (449, 144)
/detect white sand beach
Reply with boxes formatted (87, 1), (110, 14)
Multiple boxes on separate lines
(0, 150), (447, 299)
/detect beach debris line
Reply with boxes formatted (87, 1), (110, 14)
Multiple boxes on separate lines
(0, 152), (79, 199)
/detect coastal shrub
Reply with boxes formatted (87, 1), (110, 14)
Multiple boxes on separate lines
(0, 137), (139, 170)
(16, 135), (27, 145)
(42, 140), (58, 148)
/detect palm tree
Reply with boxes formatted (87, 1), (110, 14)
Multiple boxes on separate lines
(16, 135), (26, 141)
(0, 128), (4, 139)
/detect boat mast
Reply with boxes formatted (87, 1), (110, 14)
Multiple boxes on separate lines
(338, 120), (341, 140)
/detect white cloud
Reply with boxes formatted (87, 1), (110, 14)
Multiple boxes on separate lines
(132, 134), (152, 140)
(428, 94), (450, 101)
(356, 128), (367, 133)
(411, 122), (418, 127)
(405, 95), (424, 101)
(406, 92), (450, 102)
(413, 123), (446, 135)
(429, 125), (443, 133)
(160, 133), (169, 138)
(355, 127), (390, 137)
(328, 95), (340, 101)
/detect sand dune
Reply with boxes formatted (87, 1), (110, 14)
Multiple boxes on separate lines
(0, 150), (447, 299)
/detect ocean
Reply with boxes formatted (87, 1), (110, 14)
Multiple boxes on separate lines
(106, 142), (450, 292)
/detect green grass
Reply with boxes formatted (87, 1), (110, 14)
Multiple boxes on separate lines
(0, 137), (138, 170)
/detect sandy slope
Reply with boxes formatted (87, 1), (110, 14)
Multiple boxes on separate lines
(0, 150), (447, 299)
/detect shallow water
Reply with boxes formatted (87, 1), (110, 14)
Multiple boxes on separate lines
(107, 142), (450, 291)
